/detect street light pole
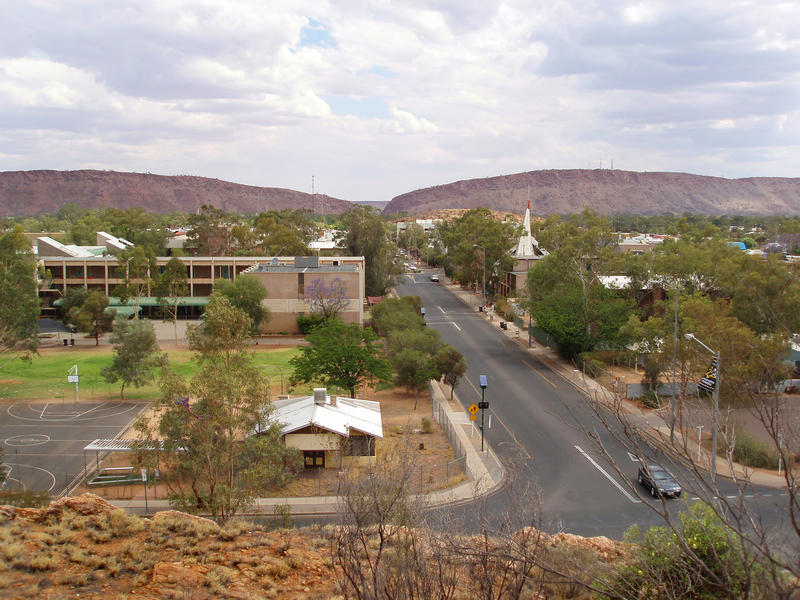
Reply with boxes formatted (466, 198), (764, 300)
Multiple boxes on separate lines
(685, 333), (719, 483)
(473, 244), (486, 307)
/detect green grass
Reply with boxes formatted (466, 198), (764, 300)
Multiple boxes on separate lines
(0, 347), (301, 401)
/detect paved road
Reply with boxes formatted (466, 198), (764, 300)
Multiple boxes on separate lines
(398, 272), (791, 538)
(0, 400), (148, 497)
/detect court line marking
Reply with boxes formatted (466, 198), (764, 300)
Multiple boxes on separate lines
(523, 359), (557, 388)
(575, 445), (640, 504)
(40, 403), (49, 418)
(2, 463), (57, 492)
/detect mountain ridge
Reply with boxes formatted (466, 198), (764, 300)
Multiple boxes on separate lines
(0, 170), (351, 217)
(384, 169), (800, 216)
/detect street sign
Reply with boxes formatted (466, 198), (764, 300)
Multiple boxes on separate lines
(67, 375), (79, 383)
(469, 414), (477, 421)
(478, 401), (489, 409)
(468, 403), (479, 415)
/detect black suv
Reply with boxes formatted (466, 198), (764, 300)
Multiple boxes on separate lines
(637, 464), (682, 498)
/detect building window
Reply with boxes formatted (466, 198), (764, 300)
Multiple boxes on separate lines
(298, 273), (304, 297)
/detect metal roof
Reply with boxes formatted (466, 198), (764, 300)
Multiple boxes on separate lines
(84, 439), (164, 452)
(265, 394), (383, 439)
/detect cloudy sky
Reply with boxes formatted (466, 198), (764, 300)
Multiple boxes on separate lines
(2, 1), (799, 203)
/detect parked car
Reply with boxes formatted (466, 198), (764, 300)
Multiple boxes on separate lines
(638, 463), (682, 498)
(430, 274), (439, 282)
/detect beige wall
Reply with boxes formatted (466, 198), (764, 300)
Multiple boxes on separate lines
(251, 269), (364, 333)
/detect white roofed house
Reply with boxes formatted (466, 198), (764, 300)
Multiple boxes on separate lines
(255, 388), (383, 469)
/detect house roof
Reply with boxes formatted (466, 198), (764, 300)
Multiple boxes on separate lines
(266, 393), (383, 439)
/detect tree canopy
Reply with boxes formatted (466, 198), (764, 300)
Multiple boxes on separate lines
(337, 206), (398, 296)
(212, 275), (270, 333)
(290, 318), (392, 397)
(0, 226), (40, 357)
(102, 316), (167, 399)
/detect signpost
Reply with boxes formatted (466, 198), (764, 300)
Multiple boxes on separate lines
(479, 375), (488, 452)
(67, 365), (79, 405)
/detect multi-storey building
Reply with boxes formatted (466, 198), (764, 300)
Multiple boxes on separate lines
(36, 233), (365, 333)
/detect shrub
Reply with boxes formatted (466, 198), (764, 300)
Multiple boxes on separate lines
(600, 502), (773, 599)
(732, 428), (779, 469)
(421, 417), (433, 434)
(297, 314), (325, 334)
(273, 504), (294, 530)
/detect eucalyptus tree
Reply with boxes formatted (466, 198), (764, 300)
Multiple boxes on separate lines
(0, 226), (40, 358)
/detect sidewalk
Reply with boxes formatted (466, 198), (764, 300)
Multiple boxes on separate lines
(442, 277), (787, 489)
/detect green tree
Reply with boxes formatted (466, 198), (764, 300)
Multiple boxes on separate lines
(101, 316), (167, 399)
(370, 297), (424, 337)
(113, 246), (156, 313)
(290, 319), (392, 397)
(156, 257), (189, 344)
(337, 206), (397, 296)
(135, 294), (301, 522)
(69, 291), (115, 345)
(60, 287), (89, 325)
(601, 502), (773, 600)
(0, 226), (40, 358)
(253, 210), (312, 256)
(387, 328), (444, 396)
(434, 345), (467, 399)
(213, 275), (270, 333)
(186, 205), (239, 256)
(524, 211), (633, 359)
(436, 207), (520, 299)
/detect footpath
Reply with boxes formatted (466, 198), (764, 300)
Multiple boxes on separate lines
(441, 277), (786, 490)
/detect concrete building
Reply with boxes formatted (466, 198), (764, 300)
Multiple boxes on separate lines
(36, 235), (365, 333)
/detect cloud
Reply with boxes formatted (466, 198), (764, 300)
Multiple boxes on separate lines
(1, 0), (799, 203)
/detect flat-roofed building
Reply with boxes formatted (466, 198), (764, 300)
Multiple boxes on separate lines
(37, 236), (365, 332)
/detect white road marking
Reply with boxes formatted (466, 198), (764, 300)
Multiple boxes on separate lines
(575, 445), (640, 504)
(627, 452), (640, 462)
(438, 306), (446, 314)
(451, 322), (461, 331)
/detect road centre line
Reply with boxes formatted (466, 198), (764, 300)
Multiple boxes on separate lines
(522, 359), (557, 388)
(465, 378), (531, 459)
(574, 445), (640, 504)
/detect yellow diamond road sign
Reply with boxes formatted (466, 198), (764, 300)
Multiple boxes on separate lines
(468, 403), (479, 415)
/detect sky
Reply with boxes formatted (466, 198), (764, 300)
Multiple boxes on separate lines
(2, 1), (799, 203)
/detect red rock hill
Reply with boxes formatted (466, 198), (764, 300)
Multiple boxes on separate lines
(0, 170), (352, 217)
(384, 169), (800, 216)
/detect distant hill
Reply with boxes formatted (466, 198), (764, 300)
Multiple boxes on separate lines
(384, 169), (800, 217)
(0, 170), (352, 217)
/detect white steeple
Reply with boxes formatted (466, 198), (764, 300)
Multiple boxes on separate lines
(514, 200), (547, 259)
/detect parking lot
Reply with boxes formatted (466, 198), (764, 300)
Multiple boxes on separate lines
(0, 400), (148, 497)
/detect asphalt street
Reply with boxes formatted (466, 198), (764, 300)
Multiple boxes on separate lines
(397, 271), (792, 538)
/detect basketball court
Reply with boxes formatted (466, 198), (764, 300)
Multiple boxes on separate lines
(0, 400), (148, 497)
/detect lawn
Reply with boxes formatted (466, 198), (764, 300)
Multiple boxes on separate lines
(0, 347), (302, 402)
